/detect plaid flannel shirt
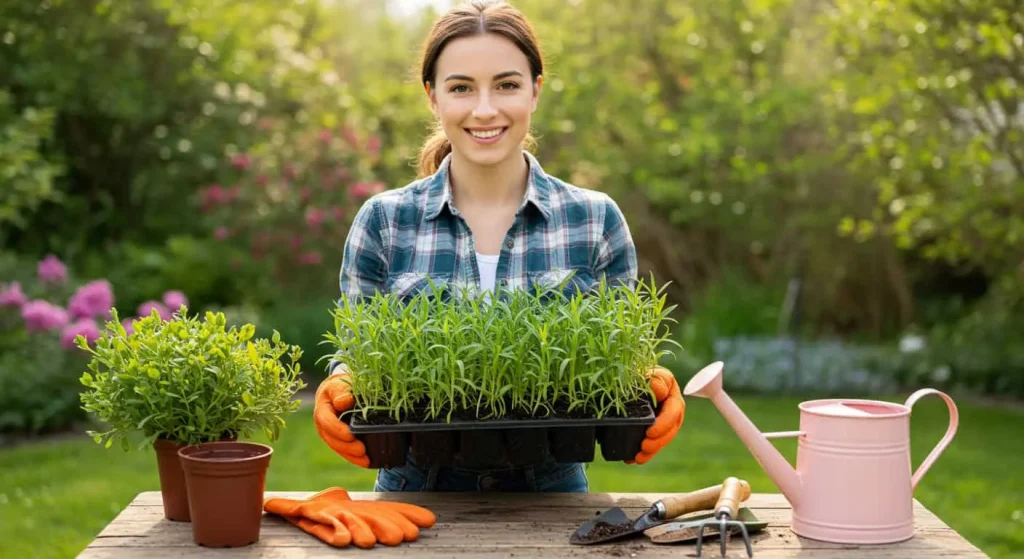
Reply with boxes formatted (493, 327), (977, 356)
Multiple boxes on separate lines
(329, 151), (637, 374)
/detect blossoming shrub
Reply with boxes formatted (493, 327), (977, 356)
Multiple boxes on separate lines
(196, 120), (386, 299)
(0, 252), (191, 436)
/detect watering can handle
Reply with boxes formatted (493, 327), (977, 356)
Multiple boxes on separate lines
(905, 388), (959, 491)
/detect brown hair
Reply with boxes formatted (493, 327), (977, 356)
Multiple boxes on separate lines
(416, 0), (544, 178)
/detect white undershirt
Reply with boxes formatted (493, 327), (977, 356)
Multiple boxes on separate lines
(476, 252), (500, 291)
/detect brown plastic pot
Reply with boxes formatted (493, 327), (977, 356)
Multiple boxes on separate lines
(153, 439), (190, 522)
(178, 441), (273, 548)
(153, 435), (237, 522)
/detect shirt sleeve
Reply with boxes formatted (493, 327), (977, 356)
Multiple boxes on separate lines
(330, 198), (388, 375)
(595, 195), (638, 288)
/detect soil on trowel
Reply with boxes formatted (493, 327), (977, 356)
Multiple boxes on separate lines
(577, 520), (634, 543)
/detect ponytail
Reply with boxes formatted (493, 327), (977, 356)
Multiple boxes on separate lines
(417, 126), (452, 178)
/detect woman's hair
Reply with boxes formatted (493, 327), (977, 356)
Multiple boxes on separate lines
(416, 0), (544, 178)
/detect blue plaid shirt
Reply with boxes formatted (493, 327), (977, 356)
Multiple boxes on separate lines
(337, 151), (638, 305)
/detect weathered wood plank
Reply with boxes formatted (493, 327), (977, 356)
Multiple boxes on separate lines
(82, 528), (982, 549)
(131, 491), (797, 508)
(79, 544), (991, 552)
(121, 491), (957, 529)
(78, 492), (988, 558)
(97, 507), (958, 533)
(93, 517), (962, 541)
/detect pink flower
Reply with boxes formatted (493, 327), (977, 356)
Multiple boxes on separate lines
(319, 129), (332, 143)
(348, 181), (385, 199)
(215, 227), (230, 240)
(367, 134), (381, 156)
(67, 280), (115, 319)
(137, 301), (171, 321)
(38, 255), (67, 284)
(61, 318), (100, 349)
(305, 207), (326, 228)
(332, 206), (345, 222)
(231, 153), (252, 170)
(299, 251), (323, 265)
(290, 236), (303, 250)
(0, 282), (27, 308)
(121, 318), (136, 336)
(341, 126), (359, 147)
(200, 184), (229, 211)
(162, 290), (188, 311)
(21, 300), (69, 332)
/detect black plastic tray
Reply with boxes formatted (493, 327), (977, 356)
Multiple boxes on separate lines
(345, 406), (655, 468)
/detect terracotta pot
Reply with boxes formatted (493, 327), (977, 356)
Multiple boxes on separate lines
(153, 439), (190, 522)
(178, 441), (273, 547)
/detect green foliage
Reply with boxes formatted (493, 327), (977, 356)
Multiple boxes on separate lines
(0, 89), (63, 237)
(0, 328), (88, 437)
(77, 308), (306, 449)
(325, 276), (678, 422)
(823, 0), (1024, 277)
(668, 269), (786, 369)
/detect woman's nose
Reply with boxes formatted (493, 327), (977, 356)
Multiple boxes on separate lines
(472, 92), (498, 119)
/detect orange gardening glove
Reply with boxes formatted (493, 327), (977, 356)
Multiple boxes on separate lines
(264, 487), (436, 548)
(313, 374), (371, 468)
(629, 367), (685, 465)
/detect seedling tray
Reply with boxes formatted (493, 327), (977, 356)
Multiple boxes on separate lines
(345, 405), (656, 468)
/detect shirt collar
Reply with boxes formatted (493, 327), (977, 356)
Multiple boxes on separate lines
(424, 150), (553, 222)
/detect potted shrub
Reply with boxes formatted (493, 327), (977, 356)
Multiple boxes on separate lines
(323, 276), (678, 468)
(78, 307), (305, 547)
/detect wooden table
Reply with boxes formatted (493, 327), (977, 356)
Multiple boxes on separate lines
(78, 491), (987, 558)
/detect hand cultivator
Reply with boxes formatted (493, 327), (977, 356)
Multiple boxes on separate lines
(693, 477), (754, 557)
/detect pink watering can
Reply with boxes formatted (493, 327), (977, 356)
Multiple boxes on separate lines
(684, 361), (958, 544)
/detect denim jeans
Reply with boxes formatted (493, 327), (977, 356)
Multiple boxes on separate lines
(373, 453), (589, 493)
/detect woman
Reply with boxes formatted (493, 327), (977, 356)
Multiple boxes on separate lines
(313, 0), (684, 492)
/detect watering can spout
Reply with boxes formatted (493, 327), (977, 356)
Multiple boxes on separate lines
(684, 362), (802, 507)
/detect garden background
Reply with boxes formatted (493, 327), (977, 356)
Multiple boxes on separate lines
(1, 0), (1022, 557)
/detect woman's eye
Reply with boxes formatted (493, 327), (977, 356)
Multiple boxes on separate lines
(499, 82), (520, 90)
(449, 84), (469, 93)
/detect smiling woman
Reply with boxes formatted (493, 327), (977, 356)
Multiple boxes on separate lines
(311, 0), (686, 494)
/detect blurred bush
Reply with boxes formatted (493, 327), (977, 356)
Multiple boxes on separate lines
(0, 330), (87, 438)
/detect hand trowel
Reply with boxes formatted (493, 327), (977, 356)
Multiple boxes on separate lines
(569, 479), (751, 545)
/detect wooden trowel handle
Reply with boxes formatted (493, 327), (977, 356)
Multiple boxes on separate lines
(714, 476), (749, 519)
(660, 479), (750, 519)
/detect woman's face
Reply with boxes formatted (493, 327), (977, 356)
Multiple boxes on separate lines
(428, 33), (541, 169)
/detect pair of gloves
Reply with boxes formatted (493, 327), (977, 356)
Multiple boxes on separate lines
(313, 367), (684, 466)
(263, 487), (435, 548)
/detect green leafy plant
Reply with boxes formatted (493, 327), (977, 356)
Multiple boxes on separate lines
(323, 275), (679, 423)
(77, 307), (306, 450)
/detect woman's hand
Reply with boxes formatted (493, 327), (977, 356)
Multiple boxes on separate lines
(313, 374), (371, 468)
(629, 367), (685, 465)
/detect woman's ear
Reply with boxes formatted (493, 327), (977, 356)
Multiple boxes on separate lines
(425, 82), (438, 118)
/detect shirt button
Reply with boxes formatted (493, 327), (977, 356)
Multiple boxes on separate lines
(506, 240), (514, 249)
(480, 476), (495, 489)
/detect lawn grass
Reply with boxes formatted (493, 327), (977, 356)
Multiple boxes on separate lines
(1, 394), (1021, 558)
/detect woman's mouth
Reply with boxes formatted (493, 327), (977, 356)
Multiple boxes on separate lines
(466, 127), (508, 144)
